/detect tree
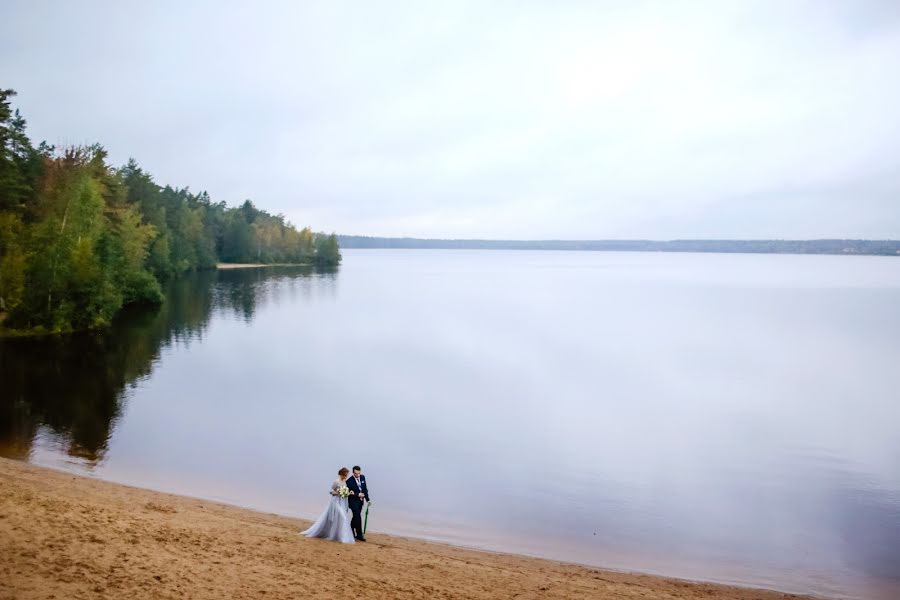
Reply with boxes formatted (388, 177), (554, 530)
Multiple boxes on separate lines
(315, 233), (341, 266)
(0, 212), (27, 314)
(0, 89), (339, 335)
(0, 89), (37, 213)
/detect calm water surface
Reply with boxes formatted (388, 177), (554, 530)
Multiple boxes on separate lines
(2, 250), (899, 599)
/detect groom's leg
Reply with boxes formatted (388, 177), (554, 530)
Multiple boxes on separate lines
(350, 506), (362, 538)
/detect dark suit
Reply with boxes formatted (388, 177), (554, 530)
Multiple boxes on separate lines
(346, 474), (370, 538)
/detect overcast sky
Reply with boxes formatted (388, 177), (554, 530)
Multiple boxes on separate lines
(2, 1), (899, 239)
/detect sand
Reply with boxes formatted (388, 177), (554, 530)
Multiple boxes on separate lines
(216, 263), (311, 269)
(0, 458), (814, 600)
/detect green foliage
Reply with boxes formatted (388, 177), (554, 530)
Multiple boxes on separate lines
(0, 212), (28, 314)
(0, 89), (37, 213)
(0, 88), (340, 335)
(122, 270), (164, 305)
(315, 233), (341, 266)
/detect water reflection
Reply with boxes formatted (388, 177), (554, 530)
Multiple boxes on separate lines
(0, 266), (326, 464)
(1, 251), (898, 600)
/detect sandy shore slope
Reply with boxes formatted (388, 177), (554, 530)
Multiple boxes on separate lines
(0, 458), (813, 600)
(216, 262), (310, 269)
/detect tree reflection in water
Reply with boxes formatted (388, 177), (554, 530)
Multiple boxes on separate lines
(0, 266), (329, 465)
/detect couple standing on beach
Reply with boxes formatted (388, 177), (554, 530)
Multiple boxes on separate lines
(302, 466), (371, 544)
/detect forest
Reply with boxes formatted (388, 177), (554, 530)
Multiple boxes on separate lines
(338, 236), (900, 255)
(0, 89), (340, 335)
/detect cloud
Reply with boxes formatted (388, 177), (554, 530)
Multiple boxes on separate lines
(2, 0), (899, 238)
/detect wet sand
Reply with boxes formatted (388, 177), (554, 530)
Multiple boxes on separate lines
(0, 458), (814, 600)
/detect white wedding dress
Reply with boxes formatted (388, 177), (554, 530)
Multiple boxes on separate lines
(301, 478), (355, 544)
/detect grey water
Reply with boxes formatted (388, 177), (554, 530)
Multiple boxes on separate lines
(2, 250), (899, 599)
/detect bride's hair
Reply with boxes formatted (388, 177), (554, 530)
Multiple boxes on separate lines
(338, 467), (349, 477)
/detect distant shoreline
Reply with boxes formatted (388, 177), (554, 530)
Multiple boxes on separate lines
(337, 236), (900, 256)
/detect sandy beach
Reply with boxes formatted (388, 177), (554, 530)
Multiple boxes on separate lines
(0, 458), (814, 600)
(216, 263), (311, 269)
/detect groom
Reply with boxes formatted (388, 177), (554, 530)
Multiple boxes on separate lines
(346, 465), (370, 541)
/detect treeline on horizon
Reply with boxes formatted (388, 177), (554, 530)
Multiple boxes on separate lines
(0, 89), (340, 335)
(338, 235), (900, 256)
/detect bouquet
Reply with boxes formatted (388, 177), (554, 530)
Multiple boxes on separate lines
(336, 485), (351, 498)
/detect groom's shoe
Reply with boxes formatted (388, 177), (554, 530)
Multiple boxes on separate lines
(356, 536), (367, 542)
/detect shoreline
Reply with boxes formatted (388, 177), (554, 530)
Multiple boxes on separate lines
(0, 458), (817, 600)
(216, 262), (313, 269)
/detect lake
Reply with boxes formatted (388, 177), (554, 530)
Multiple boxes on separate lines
(2, 250), (899, 599)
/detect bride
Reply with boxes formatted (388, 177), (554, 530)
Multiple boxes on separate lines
(301, 467), (356, 544)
